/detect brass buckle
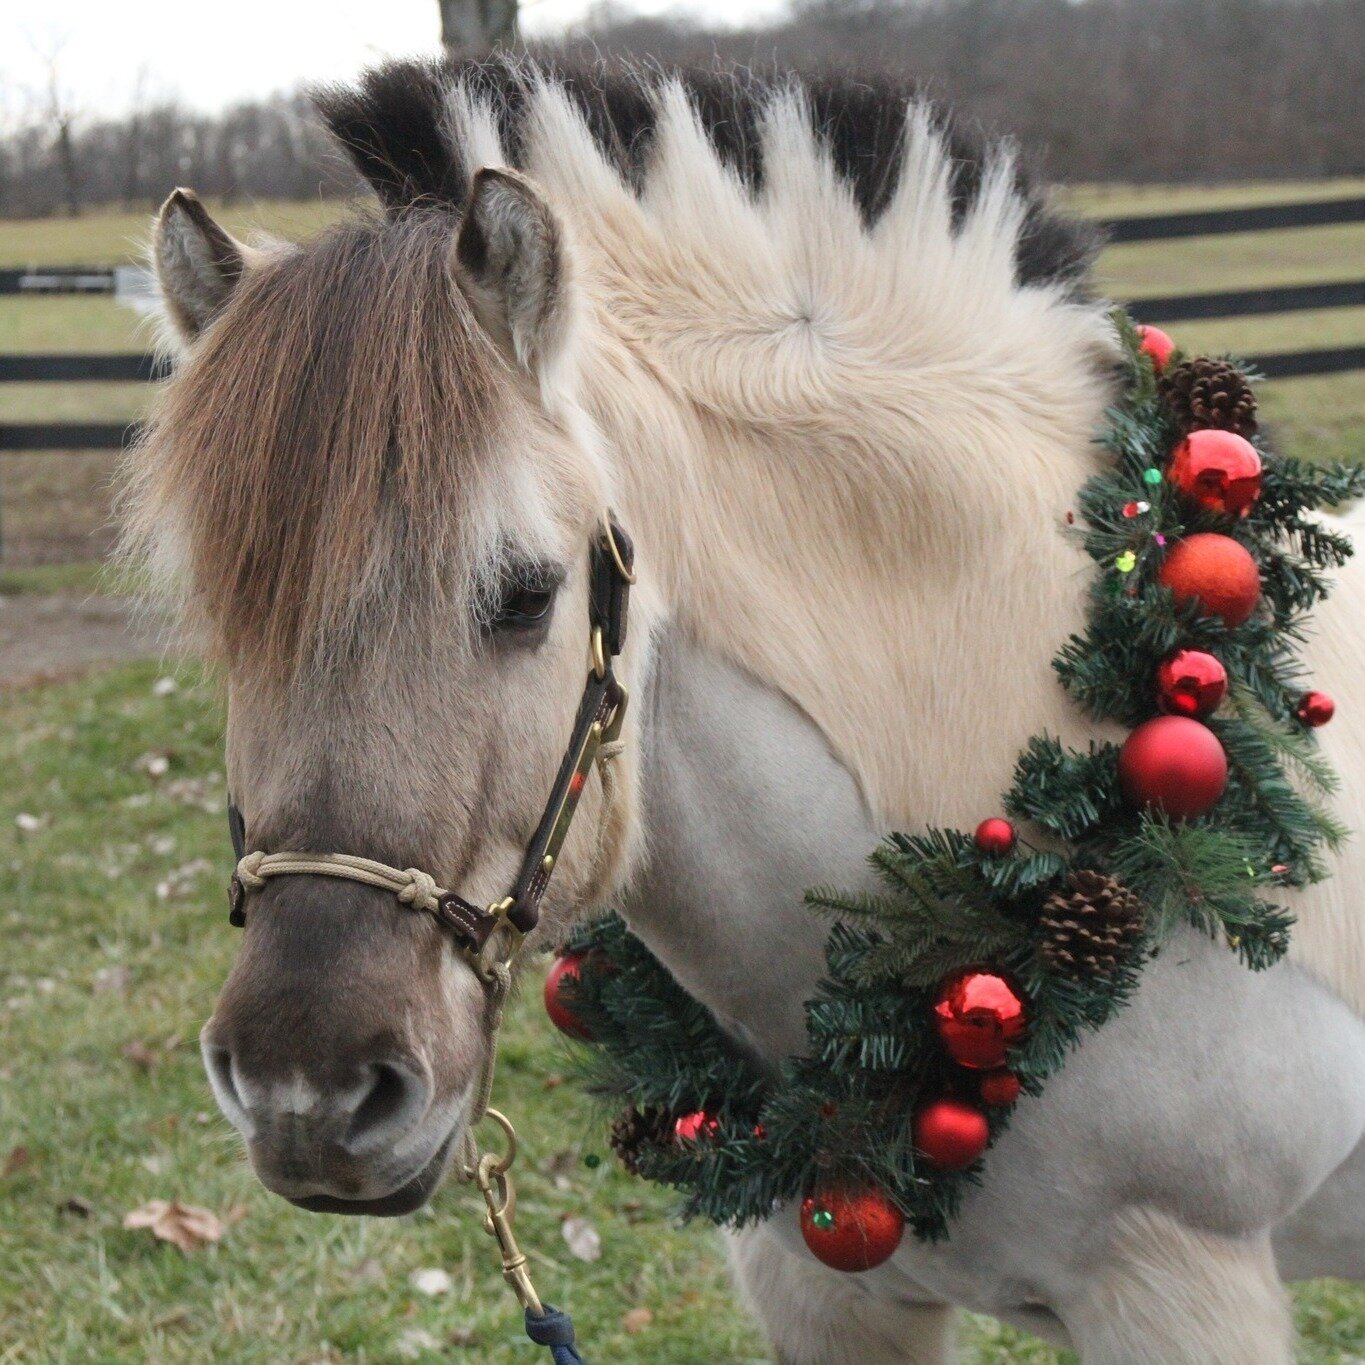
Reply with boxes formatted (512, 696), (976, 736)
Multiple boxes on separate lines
(591, 625), (608, 682)
(600, 509), (637, 585)
(468, 1109), (545, 1317)
(467, 897), (522, 980)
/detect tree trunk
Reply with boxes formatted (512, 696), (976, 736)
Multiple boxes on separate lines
(439, 0), (517, 54)
(55, 116), (80, 218)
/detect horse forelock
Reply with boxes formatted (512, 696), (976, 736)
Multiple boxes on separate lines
(125, 211), (510, 681)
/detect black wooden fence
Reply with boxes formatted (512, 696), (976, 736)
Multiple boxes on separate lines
(2, 195), (1364, 456)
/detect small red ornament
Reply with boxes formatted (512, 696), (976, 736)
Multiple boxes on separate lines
(543, 952), (593, 1040)
(973, 818), (1017, 857)
(674, 1110), (721, 1143)
(932, 968), (1028, 1070)
(1158, 533), (1261, 628)
(1137, 325), (1176, 372)
(1167, 430), (1263, 519)
(1119, 716), (1228, 819)
(979, 1070), (1022, 1107)
(800, 1186), (905, 1272)
(1156, 649), (1228, 719)
(752, 1123), (767, 1141)
(1297, 691), (1336, 727)
(912, 1098), (991, 1171)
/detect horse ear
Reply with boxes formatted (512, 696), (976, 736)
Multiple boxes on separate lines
(153, 188), (248, 342)
(454, 168), (573, 376)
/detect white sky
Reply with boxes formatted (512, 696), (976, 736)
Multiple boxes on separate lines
(1, 0), (787, 119)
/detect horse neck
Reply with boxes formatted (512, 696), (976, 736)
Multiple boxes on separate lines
(578, 302), (1116, 832)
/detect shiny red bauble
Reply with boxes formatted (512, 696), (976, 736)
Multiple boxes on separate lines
(1137, 325), (1176, 372)
(1156, 649), (1228, 719)
(543, 952), (593, 1040)
(674, 1110), (721, 1143)
(973, 817), (1018, 857)
(1158, 533), (1261, 628)
(1297, 691), (1336, 727)
(931, 967), (1028, 1070)
(979, 1070), (1022, 1107)
(1119, 716), (1228, 819)
(1167, 430), (1263, 519)
(912, 1098), (991, 1172)
(800, 1186), (905, 1272)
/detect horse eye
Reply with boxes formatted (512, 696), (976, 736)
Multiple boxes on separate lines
(493, 576), (557, 631)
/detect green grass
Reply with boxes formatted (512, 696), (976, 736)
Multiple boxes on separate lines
(4, 666), (1364, 1362)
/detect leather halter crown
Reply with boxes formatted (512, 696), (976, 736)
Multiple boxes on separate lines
(224, 512), (635, 966)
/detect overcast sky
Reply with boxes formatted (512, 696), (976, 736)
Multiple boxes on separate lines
(1, 0), (785, 119)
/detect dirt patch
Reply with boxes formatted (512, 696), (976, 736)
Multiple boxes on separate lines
(0, 591), (165, 687)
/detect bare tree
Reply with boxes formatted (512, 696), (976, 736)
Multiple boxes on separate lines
(439, 0), (518, 54)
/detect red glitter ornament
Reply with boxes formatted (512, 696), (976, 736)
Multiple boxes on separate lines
(1297, 691), (1336, 727)
(1156, 649), (1228, 719)
(674, 1110), (721, 1143)
(979, 1071), (1022, 1107)
(1137, 325), (1176, 372)
(1119, 716), (1228, 819)
(932, 967), (1028, 1070)
(800, 1186), (905, 1272)
(1158, 533), (1261, 628)
(912, 1098), (991, 1172)
(1167, 430), (1263, 518)
(543, 952), (593, 1040)
(973, 818), (1017, 857)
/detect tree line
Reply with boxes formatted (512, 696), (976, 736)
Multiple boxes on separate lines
(4, 0), (1363, 219)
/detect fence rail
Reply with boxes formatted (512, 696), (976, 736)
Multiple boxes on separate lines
(3, 195), (1364, 454)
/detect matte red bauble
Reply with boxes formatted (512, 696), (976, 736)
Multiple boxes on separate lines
(1167, 430), (1263, 518)
(912, 1099), (991, 1172)
(973, 817), (1018, 857)
(1156, 649), (1228, 719)
(979, 1070), (1022, 1107)
(1158, 533), (1261, 627)
(1119, 716), (1228, 819)
(1137, 325), (1176, 372)
(932, 967), (1028, 1070)
(674, 1110), (721, 1143)
(800, 1186), (905, 1272)
(1297, 691), (1336, 727)
(544, 952), (593, 1040)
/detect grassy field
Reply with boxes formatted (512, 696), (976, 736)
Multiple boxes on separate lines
(4, 663), (1364, 1364)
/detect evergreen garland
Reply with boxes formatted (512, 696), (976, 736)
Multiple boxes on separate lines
(559, 314), (1365, 1245)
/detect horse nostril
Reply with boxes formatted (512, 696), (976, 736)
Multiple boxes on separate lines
(345, 1061), (431, 1156)
(201, 1039), (254, 1139)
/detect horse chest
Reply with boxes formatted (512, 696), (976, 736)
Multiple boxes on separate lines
(618, 631), (1365, 1311)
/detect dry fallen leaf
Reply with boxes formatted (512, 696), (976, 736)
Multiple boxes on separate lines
(561, 1214), (602, 1262)
(621, 1306), (653, 1334)
(152, 676), (179, 697)
(3, 1146), (31, 1179)
(448, 1327), (478, 1347)
(92, 964), (131, 995)
(409, 1267), (453, 1296)
(123, 1199), (225, 1253)
(395, 1327), (442, 1360)
(122, 1040), (159, 1072)
(14, 812), (46, 833)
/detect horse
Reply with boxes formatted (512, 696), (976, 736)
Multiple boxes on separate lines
(122, 55), (1365, 1362)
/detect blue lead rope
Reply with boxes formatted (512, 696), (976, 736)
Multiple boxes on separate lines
(525, 1305), (585, 1364)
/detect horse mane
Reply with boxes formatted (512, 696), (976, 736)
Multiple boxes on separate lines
(313, 55), (1098, 293)
(124, 211), (507, 676)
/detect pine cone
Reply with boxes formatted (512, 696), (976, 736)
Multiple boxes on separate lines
(1159, 358), (1258, 438)
(1039, 870), (1145, 979)
(609, 1104), (674, 1175)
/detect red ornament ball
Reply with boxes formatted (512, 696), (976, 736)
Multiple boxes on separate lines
(1167, 430), (1263, 519)
(1158, 533), (1261, 628)
(1137, 325), (1176, 372)
(543, 952), (593, 1040)
(1297, 691), (1336, 727)
(1119, 716), (1228, 819)
(913, 1098), (991, 1172)
(979, 1070), (1022, 1107)
(800, 1186), (905, 1272)
(1156, 649), (1228, 719)
(932, 967), (1028, 1070)
(973, 818), (1018, 857)
(674, 1110), (721, 1143)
